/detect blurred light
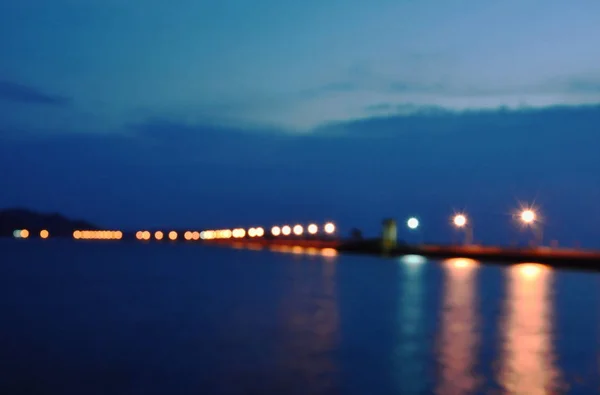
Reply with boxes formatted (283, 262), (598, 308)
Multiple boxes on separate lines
(281, 225), (291, 236)
(115, 231), (123, 240)
(308, 224), (318, 234)
(324, 222), (335, 234)
(271, 226), (281, 236)
(407, 217), (419, 229)
(20, 229), (29, 239)
(184, 231), (192, 241)
(142, 231), (151, 240)
(192, 231), (200, 240)
(169, 231), (177, 240)
(13, 229), (21, 238)
(292, 246), (304, 254)
(74, 230), (81, 239)
(155, 231), (164, 240)
(222, 229), (232, 239)
(400, 254), (426, 265)
(255, 227), (264, 237)
(232, 228), (246, 238)
(453, 214), (467, 228)
(521, 209), (536, 224)
(321, 248), (338, 257)
(40, 229), (49, 239)
(293, 225), (303, 236)
(517, 263), (548, 279)
(306, 247), (319, 255)
(444, 257), (478, 269)
(248, 228), (257, 237)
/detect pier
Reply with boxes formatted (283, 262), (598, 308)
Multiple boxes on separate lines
(8, 217), (600, 272)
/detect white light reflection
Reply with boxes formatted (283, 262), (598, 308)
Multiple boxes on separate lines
(497, 263), (562, 394)
(437, 258), (480, 395)
(395, 252), (426, 394)
(399, 254), (427, 266)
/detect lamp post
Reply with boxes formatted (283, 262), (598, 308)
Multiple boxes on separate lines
(519, 208), (543, 247)
(406, 217), (423, 244)
(453, 213), (473, 245)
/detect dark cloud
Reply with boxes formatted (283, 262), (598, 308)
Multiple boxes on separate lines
(1, 104), (599, 246)
(0, 80), (71, 106)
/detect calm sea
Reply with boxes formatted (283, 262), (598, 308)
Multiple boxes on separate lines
(1, 239), (599, 395)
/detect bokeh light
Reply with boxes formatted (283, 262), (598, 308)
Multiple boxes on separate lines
(324, 222), (335, 234)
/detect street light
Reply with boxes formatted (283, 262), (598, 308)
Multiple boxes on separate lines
(520, 209), (536, 224)
(517, 207), (543, 246)
(407, 217), (419, 230)
(452, 213), (473, 245)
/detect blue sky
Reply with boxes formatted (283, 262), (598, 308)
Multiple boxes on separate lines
(1, 0), (599, 246)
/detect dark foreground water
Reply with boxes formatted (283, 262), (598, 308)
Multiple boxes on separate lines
(1, 240), (600, 394)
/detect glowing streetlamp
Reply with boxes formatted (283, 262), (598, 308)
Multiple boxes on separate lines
(406, 217), (423, 245)
(520, 209), (536, 224)
(517, 207), (543, 246)
(452, 213), (473, 245)
(407, 217), (419, 230)
(324, 222), (336, 234)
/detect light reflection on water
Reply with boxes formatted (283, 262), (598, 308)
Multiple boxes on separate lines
(395, 255), (426, 394)
(497, 263), (563, 395)
(436, 258), (480, 395)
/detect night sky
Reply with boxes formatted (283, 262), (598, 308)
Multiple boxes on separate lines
(1, 1), (599, 246)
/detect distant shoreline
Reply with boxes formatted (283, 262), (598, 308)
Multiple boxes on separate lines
(0, 208), (98, 237)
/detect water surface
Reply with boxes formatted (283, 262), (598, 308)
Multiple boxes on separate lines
(1, 240), (599, 394)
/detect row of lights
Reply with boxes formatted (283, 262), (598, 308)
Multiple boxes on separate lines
(13, 229), (49, 239)
(73, 230), (123, 240)
(271, 222), (335, 237)
(404, 208), (541, 246)
(136, 231), (179, 241)
(405, 209), (539, 230)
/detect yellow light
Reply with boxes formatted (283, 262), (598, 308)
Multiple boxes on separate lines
(521, 209), (536, 224)
(20, 229), (29, 239)
(321, 248), (337, 257)
(192, 231), (200, 240)
(184, 231), (192, 241)
(154, 231), (163, 240)
(445, 257), (478, 269)
(73, 230), (81, 239)
(271, 226), (281, 236)
(293, 225), (303, 236)
(453, 214), (467, 227)
(169, 231), (177, 240)
(517, 263), (547, 279)
(255, 227), (264, 237)
(248, 228), (257, 237)
(232, 228), (246, 238)
(307, 224), (318, 234)
(40, 229), (49, 239)
(324, 222), (335, 234)
(281, 225), (291, 236)
(115, 231), (123, 240)
(142, 231), (151, 240)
